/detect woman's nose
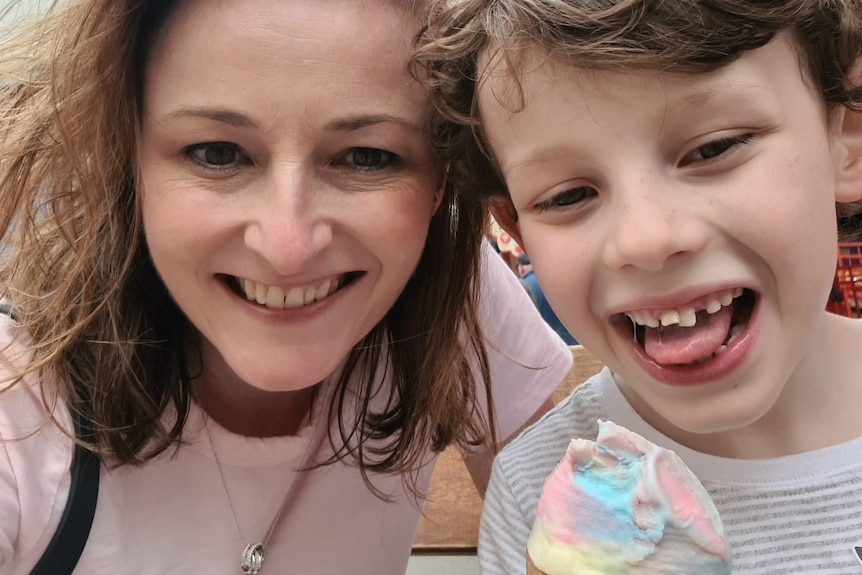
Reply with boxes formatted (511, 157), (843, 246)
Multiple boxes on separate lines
(243, 172), (333, 275)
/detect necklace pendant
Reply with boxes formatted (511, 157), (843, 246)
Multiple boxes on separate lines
(241, 543), (265, 575)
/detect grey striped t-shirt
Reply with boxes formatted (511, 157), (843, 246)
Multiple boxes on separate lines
(479, 368), (862, 574)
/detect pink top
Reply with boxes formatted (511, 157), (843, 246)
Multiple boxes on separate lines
(0, 245), (572, 575)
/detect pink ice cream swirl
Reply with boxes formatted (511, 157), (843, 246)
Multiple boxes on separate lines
(527, 420), (731, 574)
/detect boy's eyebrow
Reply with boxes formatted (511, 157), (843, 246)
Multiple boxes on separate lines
(681, 88), (723, 108)
(678, 85), (766, 109)
(505, 85), (767, 175)
(506, 145), (574, 174)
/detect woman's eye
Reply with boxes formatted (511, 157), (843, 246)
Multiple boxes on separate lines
(682, 133), (754, 166)
(343, 147), (400, 170)
(185, 142), (249, 170)
(535, 186), (597, 213)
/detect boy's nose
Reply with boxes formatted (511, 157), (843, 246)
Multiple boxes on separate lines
(601, 179), (708, 272)
(243, 172), (334, 275)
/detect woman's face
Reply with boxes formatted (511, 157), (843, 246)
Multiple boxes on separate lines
(139, 0), (441, 393)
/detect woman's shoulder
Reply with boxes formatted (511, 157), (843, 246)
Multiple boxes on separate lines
(487, 372), (609, 508)
(0, 302), (71, 447)
(1, 306), (32, 374)
(496, 371), (609, 465)
(0, 307), (74, 566)
(0, 306), (50, 421)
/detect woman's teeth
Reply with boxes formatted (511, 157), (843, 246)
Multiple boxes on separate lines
(625, 287), (744, 329)
(240, 277), (341, 310)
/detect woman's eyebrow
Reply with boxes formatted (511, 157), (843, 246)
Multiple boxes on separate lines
(160, 107), (258, 129)
(325, 114), (420, 132)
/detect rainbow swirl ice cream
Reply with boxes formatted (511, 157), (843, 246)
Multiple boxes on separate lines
(527, 420), (731, 575)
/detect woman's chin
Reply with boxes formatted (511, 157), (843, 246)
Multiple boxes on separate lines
(239, 367), (333, 394)
(201, 340), (344, 393)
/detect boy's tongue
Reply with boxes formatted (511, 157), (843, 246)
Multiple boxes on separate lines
(643, 305), (733, 365)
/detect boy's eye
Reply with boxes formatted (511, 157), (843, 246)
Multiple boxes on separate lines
(535, 186), (597, 212)
(343, 147), (400, 170)
(681, 134), (754, 166)
(185, 142), (249, 170)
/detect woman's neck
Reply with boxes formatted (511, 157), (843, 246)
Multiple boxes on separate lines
(190, 349), (319, 437)
(195, 378), (317, 437)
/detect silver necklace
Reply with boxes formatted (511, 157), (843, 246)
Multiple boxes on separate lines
(202, 398), (316, 575)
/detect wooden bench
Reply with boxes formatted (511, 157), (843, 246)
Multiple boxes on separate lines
(411, 345), (605, 554)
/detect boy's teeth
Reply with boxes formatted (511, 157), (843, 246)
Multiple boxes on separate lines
(678, 308), (697, 327)
(660, 310), (680, 327)
(726, 322), (746, 346)
(627, 311), (659, 327)
(625, 288), (746, 327)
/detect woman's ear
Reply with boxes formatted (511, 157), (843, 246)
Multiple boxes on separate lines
(432, 165), (449, 214)
(432, 185), (445, 213)
(490, 196), (524, 247)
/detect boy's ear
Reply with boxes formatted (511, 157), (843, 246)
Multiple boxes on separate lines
(490, 197), (524, 247)
(835, 60), (862, 202)
(835, 105), (862, 202)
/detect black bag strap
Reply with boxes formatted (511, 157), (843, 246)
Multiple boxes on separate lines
(29, 410), (100, 575)
(0, 304), (100, 574)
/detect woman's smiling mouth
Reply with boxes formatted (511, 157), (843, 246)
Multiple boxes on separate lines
(224, 273), (362, 310)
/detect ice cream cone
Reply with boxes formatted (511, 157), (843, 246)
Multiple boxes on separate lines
(527, 553), (546, 575)
(526, 420), (731, 575)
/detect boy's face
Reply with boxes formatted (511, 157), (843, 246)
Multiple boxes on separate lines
(480, 33), (856, 436)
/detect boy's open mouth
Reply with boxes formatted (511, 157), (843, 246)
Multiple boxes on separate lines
(615, 288), (757, 366)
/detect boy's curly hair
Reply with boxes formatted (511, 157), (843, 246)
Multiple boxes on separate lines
(414, 0), (862, 239)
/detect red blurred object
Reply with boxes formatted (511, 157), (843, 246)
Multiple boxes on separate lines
(832, 242), (862, 317)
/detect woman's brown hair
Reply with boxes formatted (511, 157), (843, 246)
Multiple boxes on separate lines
(414, 0), (862, 239)
(0, 0), (494, 493)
